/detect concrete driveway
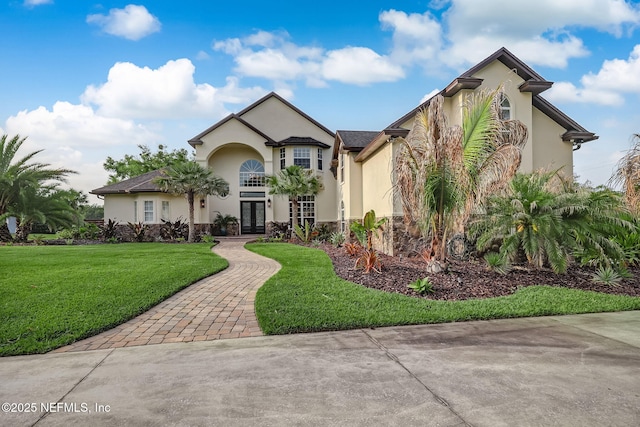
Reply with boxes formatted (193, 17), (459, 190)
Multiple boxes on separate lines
(1, 311), (639, 426)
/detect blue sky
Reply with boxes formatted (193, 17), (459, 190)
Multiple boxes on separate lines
(2, 0), (640, 203)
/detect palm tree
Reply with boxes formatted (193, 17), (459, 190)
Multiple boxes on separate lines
(266, 165), (322, 228)
(394, 90), (527, 268)
(12, 185), (77, 242)
(0, 134), (75, 241)
(470, 171), (632, 273)
(154, 162), (229, 243)
(610, 133), (640, 214)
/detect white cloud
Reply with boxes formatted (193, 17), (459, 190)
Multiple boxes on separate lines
(87, 4), (161, 41)
(3, 103), (157, 200)
(214, 30), (404, 87)
(379, 9), (443, 65)
(5, 102), (158, 148)
(81, 59), (266, 120)
(322, 47), (404, 85)
(419, 89), (441, 104)
(24, 0), (52, 7)
(546, 45), (640, 106)
(376, 1), (640, 71)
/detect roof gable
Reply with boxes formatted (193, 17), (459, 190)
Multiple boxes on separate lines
(386, 47), (596, 144)
(237, 92), (335, 138)
(188, 113), (275, 147)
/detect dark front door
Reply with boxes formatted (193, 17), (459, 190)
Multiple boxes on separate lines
(241, 201), (265, 234)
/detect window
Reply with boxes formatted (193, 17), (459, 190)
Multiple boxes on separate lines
(340, 154), (345, 183)
(239, 159), (265, 187)
(144, 201), (154, 222)
(133, 201), (138, 222)
(317, 148), (323, 170)
(161, 201), (170, 221)
(340, 201), (345, 232)
(279, 147), (286, 169)
(499, 95), (511, 120)
(293, 148), (311, 169)
(289, 195), (315, 227)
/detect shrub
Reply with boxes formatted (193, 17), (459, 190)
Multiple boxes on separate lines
(354, 249), (382, 274)
(484, 252), (511, 275)
(408, 277), (435, 295)
(127, 221), (148, 242)
(293, 220), (313, 243)
(160, 217), (188, 240)
(329, 232), (345, 248)
(344, 242), (361, 256)
(101, 219), (119, 240)
(592, 266), (622, 286)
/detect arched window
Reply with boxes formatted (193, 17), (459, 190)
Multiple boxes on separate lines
(499, 95), (511, 120)
(239, 159), (265, 187)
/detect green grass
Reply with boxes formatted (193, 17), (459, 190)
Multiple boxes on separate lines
(249, 243), (640, 335)
(0, 243), (227, 356)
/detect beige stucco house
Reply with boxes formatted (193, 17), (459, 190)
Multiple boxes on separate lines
(333, 47), (597, 254)
(93, 47), (597, 246)
(93, 92), (337, 236)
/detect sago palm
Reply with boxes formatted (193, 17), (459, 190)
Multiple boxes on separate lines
(470, 171), (632, 273)
(266, 165), (322, 228)
(0, 134), (75, 241)
(12, 185), (77, 242)
(155, 162), (229, 243)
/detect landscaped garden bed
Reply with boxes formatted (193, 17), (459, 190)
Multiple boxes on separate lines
(321, 243), (640, 300)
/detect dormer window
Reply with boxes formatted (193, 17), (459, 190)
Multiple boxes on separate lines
(499, 95), (512, 120)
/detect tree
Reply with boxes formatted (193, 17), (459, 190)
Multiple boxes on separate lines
(12, 185), (77, 242)
(0, 134), (75, 241)
(104, 144), (193, 184)
(266, 165), (322, 228)
(394, 90), (527, 269)
(610, 133), (640, 214)
(154, 162), (229, 243)
(470, 171), (632, 273)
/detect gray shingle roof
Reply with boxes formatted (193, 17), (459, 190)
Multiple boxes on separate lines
(336, 130), (380, 151)
(267, 136), (330, 148)
(91, 169), (165, 195)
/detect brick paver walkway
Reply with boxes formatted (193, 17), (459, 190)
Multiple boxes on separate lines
(53, 238), (280, 353)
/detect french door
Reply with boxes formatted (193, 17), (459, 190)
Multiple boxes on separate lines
(240, 201), (265, 234)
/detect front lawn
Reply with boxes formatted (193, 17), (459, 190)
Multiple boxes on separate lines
(0, 243), (227, 356)
(249, 243), (640, 335)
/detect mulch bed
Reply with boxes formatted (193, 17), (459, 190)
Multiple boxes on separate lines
(318, 244), (640, 301)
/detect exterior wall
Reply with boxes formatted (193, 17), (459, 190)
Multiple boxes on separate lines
(361, 142), (394, 218)
(103, 193), (191, 225)
(339, 150), (363, 227)
(240, 96), (332, 143)
(192, 95), (336, 233)
(471, 60), (535, 172)
(532, 107), (573, 177)
(206, 143), (268, 225)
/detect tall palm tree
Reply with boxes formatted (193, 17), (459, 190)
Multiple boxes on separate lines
(154, 162), (229, 243)
(266, 165), (322, 228)
(610, 133), (640, 214)
(394, 90), (527, 267)
(0, 134), (75, 241)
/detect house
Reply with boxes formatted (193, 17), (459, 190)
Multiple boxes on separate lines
(93, 47), (597, 247)
(333, 47), (598, 255)
(93, 92), (337, 237)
